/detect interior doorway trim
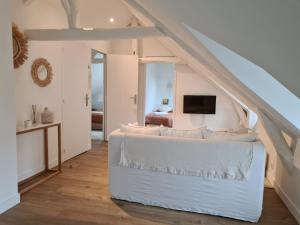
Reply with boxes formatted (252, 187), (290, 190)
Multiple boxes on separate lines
(91, 49), (107, 141)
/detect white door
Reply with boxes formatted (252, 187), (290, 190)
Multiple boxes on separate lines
(62, 43), (91, 160)
(106, 54), (138, 139)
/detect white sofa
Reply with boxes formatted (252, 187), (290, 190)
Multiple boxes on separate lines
(108, 129), (266, 222)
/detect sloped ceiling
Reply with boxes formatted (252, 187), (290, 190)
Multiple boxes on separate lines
(132, 0), (300, 99)
(125, 0), (300, 137)
(186, 26), (300, 132)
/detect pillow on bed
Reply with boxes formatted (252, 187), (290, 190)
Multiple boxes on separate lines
(120, 125), (161, 136)
(160, 127), (206, 139)
(157, 106), (172, 113)
(207, 132), (257, 142)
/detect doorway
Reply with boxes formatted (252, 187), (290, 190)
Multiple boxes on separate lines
(144, 63), (175, 128)
(91, 49), (105, 142)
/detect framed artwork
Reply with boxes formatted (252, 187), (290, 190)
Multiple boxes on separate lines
(162, 98), (169, 105)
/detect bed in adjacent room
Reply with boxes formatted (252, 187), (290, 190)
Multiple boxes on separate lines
(145, 111), (173, 127)
(92, 111), (103, 131)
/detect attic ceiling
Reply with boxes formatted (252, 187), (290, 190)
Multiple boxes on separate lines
(77, 0), (133, 28)
(20, 0), (136, 29)
(132, 0), (300, 99)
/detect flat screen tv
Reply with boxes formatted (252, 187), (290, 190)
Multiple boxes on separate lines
(183, 95), (216, 114)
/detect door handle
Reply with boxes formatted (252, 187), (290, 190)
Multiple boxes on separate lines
(85, 94), (89, 107)
(130, 94), (137, 104)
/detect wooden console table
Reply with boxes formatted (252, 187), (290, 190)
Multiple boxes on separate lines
(16, 122), (62, 194)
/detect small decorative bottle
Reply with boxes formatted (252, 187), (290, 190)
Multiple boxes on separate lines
(41, 107), (54, 124)
(32, 105), (37, 124)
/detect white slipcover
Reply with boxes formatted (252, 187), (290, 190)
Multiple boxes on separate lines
(109, 130), (266, 222)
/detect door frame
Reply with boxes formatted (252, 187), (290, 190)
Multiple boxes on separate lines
(103, 54), (108, 141)
(137, 62), (146, 126)
(140, 61), (177, 126)
(91, 49), (107, 141)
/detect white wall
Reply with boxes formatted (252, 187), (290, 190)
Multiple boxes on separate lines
(142, 38), (174, 57)
(110, 37), (175, 57)
(15, 42), (63, 181)
(145, 63), (175, 114)
(174, 65), (240, 131)
(14, 41), (112, 182)
(12, 0), (121, 181)
(0, 0), (20, 213)
(12, 0), (115, 182)
(110, 39), (133, 55)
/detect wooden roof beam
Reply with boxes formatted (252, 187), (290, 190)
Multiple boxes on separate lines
(25, 27), (165, 41)
(60, 0), (78, 28)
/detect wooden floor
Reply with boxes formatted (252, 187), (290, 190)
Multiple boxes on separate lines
(0, 141), (298, 225)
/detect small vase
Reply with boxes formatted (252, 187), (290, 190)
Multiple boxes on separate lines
(41, 107), (54, 124)
(32, 105), (37, 124)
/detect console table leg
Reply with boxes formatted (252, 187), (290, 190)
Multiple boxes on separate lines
(58, 123), (62, 171)
(44, 128), (49, 171)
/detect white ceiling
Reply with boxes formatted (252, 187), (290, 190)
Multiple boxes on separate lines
(18, 0), (135, 29)
(78, 0), (134, 28)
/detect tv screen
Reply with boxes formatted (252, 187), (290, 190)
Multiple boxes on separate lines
(183, 95), (216, 114)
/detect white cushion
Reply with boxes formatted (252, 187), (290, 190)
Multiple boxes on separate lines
(201, 128), (214, 139)
(157, 106), (172, 112)
(128, 122), (139, 126)
(120, 125), (161, 136)
(235, 125), (250, 134)
(160, 127), (205, 139)
(208, 132), (257, 142)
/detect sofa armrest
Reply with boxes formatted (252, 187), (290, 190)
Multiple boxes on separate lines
(108, 130), (123, 167)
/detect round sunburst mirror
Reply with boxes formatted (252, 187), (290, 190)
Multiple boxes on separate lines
(31, 58), (53, 87)
(12, 23), (28, 69)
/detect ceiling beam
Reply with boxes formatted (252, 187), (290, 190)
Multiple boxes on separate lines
(139, 56), (184, 64)
(258, 111), (294, 172)
(294, 139), (300, 170)
(25, 27), (166, 41)
(60, 0), (78, 28)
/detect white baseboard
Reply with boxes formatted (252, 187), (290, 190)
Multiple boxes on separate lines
(266, 170), (275, 186)
(274, 182), (300, 224)
(0, 193), (20, 214)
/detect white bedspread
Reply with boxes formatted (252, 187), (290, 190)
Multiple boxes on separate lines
(119, 134), (254, 180)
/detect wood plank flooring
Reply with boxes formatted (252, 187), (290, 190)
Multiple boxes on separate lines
(0, 141), (298, 225)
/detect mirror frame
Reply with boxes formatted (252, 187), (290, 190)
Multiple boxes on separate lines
(12, 23), (28, 69)
(31, 58), (53, 87)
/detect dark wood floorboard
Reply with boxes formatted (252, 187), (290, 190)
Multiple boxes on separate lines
(0, 141), (298, 225)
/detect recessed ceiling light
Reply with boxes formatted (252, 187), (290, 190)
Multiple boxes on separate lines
(83, 27), (94, 31)
(109, 17), (115, 23)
